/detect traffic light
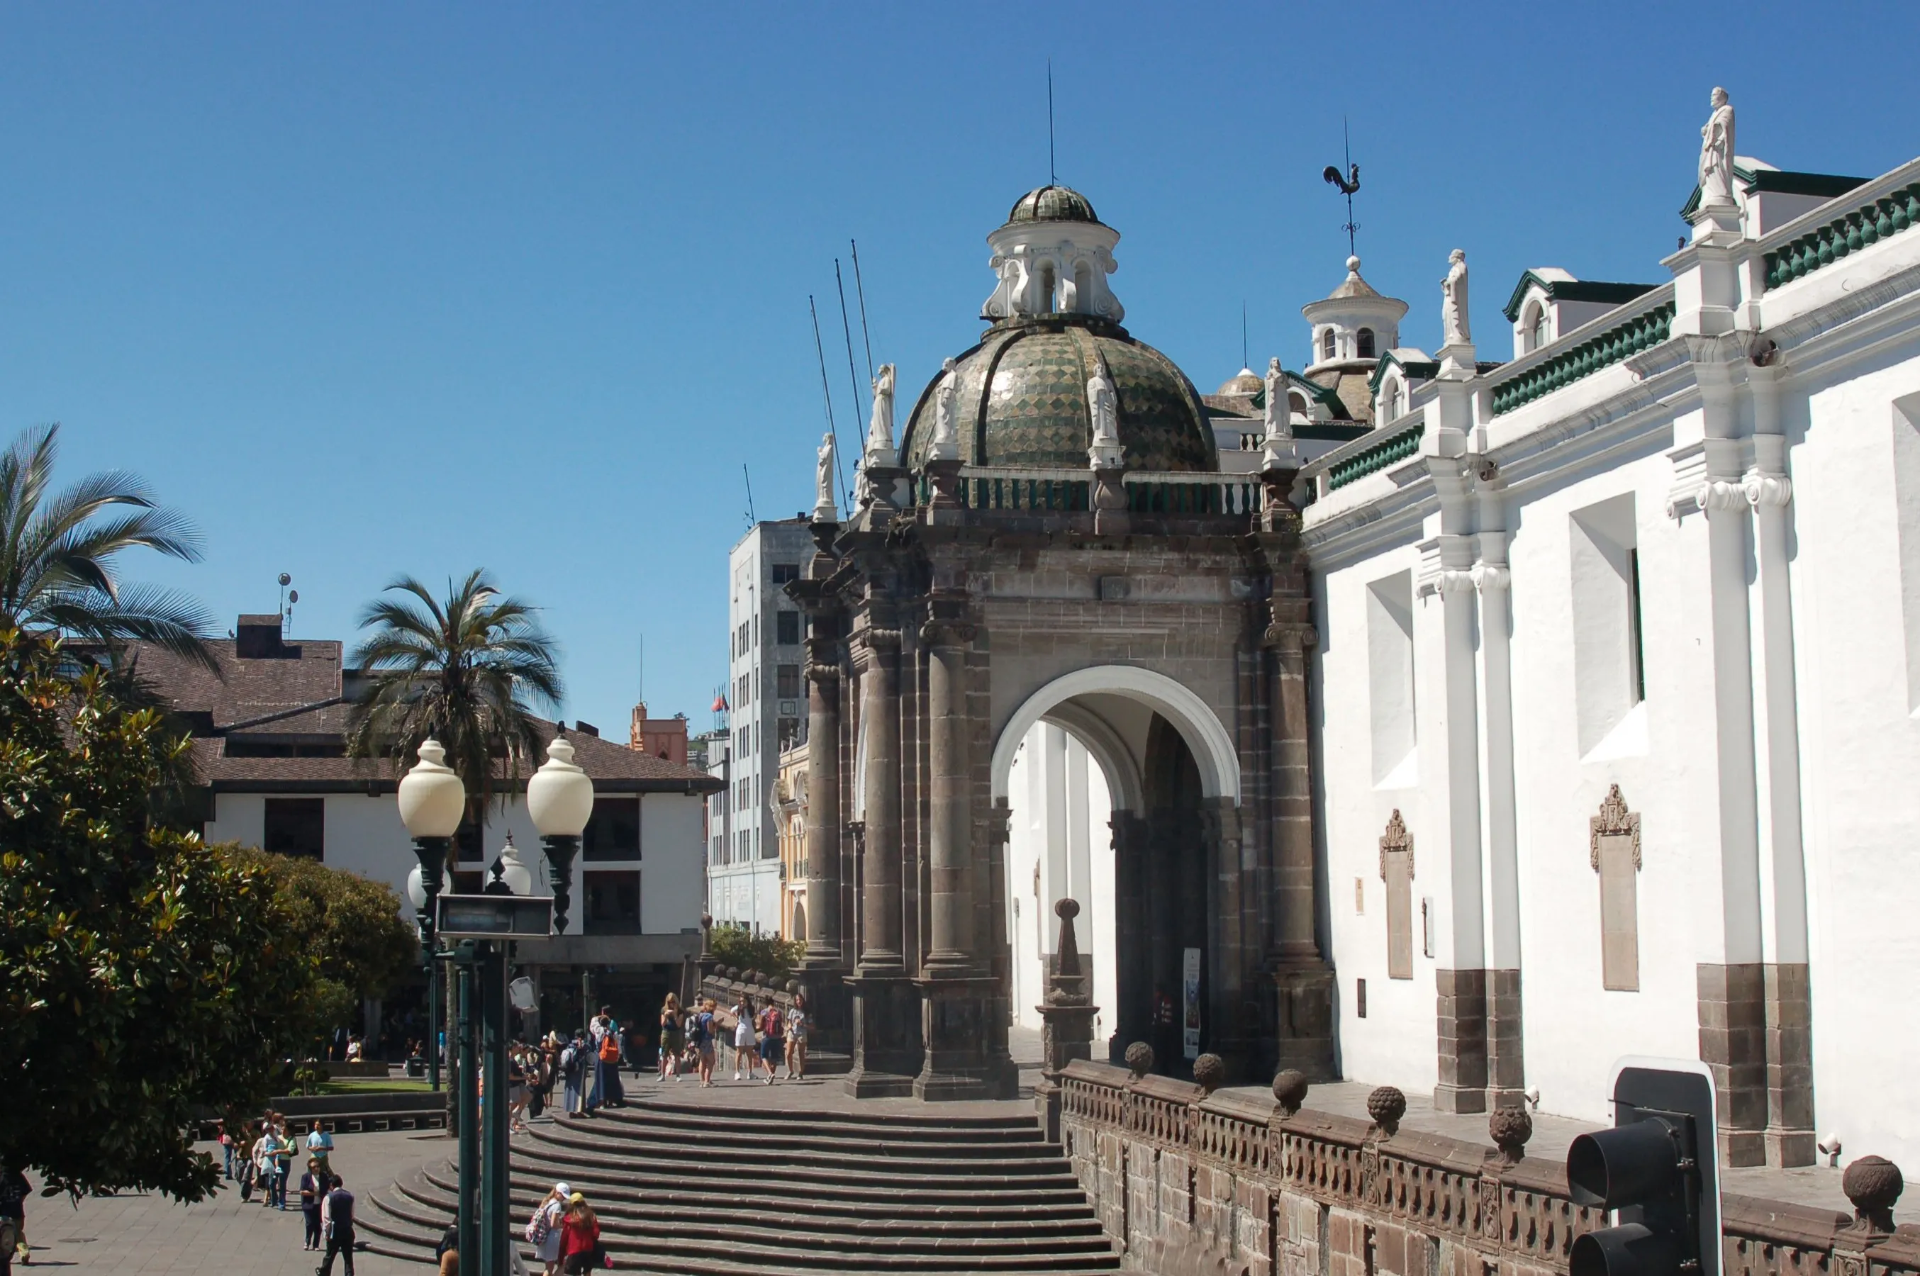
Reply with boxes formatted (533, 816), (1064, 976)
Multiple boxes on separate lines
(1566, 1059), (1721, 1276)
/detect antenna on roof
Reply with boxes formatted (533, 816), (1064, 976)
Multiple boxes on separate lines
(809, 295), (848, 504)
(1322, 118), (1362, 257)
(850, 240), (875, 386)
(742, 464), (756, 526)
(277, 572), (293, 636)
(637, 633), (644, 705)
(1047, 60), (1057, 185)
(835, 258), (866, 495)
(1242, 302), (1249, 370)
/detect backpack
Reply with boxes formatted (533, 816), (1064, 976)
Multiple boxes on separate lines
(526, 1201), (555, 1244)
(598, 1033), (620, 1063)
(560, 1044), (578, 1075)
(762, 1007), (783, 1037)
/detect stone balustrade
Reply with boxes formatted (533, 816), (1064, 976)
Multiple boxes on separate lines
(1055, 1056), (1917, 1276)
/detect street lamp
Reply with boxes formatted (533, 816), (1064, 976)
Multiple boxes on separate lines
(485, 832), (535, 896)
(398, 738), (465, 1093)
(527, 735), (594, 933)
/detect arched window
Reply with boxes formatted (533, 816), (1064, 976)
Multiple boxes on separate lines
(1357, 328), (1377, 360)
(1531, 304), (1550, 353)
(1321, 328), (1337, 361)
(1288, 391), (1307, 416)
(1071, 260), (1093, 312)
(1039, 262), (1057, 314)
(1380, 379), (1400, 422)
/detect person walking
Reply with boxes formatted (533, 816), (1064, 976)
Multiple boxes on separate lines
(237, 1123), (259, 1202)
(217, 1119), (233, 1180)
(271, 1124), (294, 1209)
(305, 1121), (333, 1180)
(730, 997), (757, 1082)
(657, 994), (683, 1082)
(524, 1182), (569, 1276)
(558, 1194), (601, 1276)
(756, 999), (784, 1085)
(317, 1174), (355, 1276)
(508, 1045), (532, 1134)
(1, 1161), (29, 1274)
(785, 993), (808, 1080)
(299, 1157), (325, 1250)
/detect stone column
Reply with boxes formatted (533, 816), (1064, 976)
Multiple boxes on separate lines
(802, 645), (843, 966)
(857, 627), (904, 969)
(1473, 519), (1525, 1110)
(923, 617), (975, 970)
(1108, 811), (1151, 1063)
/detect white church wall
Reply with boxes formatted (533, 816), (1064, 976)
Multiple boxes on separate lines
(639, 794), (706, 936)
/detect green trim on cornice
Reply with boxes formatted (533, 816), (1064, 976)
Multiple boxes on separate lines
(1764, 181), (1920, 290)
(1677, 166), (1867, 222)
(1502, 271), (1660, 323)
(1327, 417), (1425, 490)
(1490, 301), (1674, 416)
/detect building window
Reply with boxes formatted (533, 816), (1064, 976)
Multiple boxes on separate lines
(777, 717), (801, 750)
(1570, 494), (1644, 755)
(583, 871), (641, 935)
(263, 798), (324, 860)
(1366, 570), (1417, 787)
(776, 664), (801, 699)
(582, 796), (641, 861)
(776, 611), (800, 645)
(771, 563), (800, 585)
(1380, 379), (1400, 423)
(1357, 328), (1376, 360)
(1321, 328), (1337, 361)
(1531, 304), (1550, 353)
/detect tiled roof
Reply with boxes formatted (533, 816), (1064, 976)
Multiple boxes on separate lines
(126, 636), (350, 733)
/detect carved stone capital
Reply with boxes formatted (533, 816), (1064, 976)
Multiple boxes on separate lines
(1743, 468), (1793, 509)
(805, 661), (840, 685)
(1436, 567), (1477, 595)
(1262, 620), (1319, 651)
(919, 620), (977, 648)
(1471, 562), (1511, 593)
(1697, 478), (1748, 515)
(862, 626), (903, 652)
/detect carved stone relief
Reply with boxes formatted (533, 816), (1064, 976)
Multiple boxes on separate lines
(1590, 784), (1642, 992)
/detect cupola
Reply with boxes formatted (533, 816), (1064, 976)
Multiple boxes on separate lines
(981, 184), (1125, 323)
(1300, 256), (1408, 422)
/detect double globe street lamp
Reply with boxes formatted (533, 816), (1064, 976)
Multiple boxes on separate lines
(397, 734), (594, 1276)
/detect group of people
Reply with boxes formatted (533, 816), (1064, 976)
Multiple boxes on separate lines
(211, 1113), (356, 1274)
(520, 1183), (607, 1275)
(649, 991), (809, 1088)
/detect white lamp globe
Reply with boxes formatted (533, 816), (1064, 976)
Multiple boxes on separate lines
(493, 833), (535, 896)
(398, 738), (466, 838)
(406, 863), (427, 910)
(527, 736), (594, 838)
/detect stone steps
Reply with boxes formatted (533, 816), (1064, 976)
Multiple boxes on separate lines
(364, 1094), (1120, 1273)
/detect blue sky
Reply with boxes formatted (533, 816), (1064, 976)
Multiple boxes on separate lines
(3, 2), (1914, 733)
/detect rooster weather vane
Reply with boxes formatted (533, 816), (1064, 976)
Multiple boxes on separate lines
(1322, 120), (1361, 257)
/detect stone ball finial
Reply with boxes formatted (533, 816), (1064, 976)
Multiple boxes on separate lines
(721, 965), (739, 981)
(743, 968), (761, 985)
(785, 979), (801, 995)
(1055, 897), (1080, 920)
(1347, 255), (1362, 274)
(1843, 1155), (1904, 1230)
(1489, 1106), (1533, 1164)
(1367, 1085), (1407, 1136)
(1192, 1053), (1226, 1094)
(1124, 1041), (1154, 1079)
(1272, 1069), (1310, 1117)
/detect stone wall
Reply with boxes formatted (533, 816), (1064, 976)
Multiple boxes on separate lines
(1055, 1058), (1919, 1276)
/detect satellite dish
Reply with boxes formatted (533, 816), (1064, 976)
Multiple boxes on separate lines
(278, 572), (292, 587)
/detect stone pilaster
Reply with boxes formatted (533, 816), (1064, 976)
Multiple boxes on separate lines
(922, 612), (975, 970)
(1433, 968), (1488, 1114)
(1763, 962), (1815, 1167)
(1485, 968), (1525, 1110)
(1109, 811), (1152, 1064)
(802, 640), (843, 967)
(846, 624), (915, 1097)
(1698, 961), (1768, 1166)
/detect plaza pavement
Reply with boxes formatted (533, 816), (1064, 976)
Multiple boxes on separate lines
(20, 1127), (437, 1276)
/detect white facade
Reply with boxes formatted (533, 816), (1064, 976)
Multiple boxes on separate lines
(706, 517), (813, 934)
(1299, 144), (1920, 1171)
(204, 788), (706, 938)
(1004, 722), (1117, 1042)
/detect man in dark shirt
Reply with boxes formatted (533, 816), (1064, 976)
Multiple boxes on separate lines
(316, 1174), (355, 1276)
(0, 1164), (27, 1276)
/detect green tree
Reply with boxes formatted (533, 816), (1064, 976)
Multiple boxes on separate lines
(0, 423), (215, 669)
(0, 630), (318, 1201)
(220, 845), (419, 1052)
(708, 925), (805, 983)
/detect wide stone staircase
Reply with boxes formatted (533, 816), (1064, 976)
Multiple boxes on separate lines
(358, 1091), (1122, 1274)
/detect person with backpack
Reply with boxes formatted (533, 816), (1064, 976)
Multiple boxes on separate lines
(690, 999), (718, 1087)
(756, 1000), (784, 1085)
(587, 1007), (623, 1112)
(559, 1030), (588, 1117)
(524, 1181), (569, 1276)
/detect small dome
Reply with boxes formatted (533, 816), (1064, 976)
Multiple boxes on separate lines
(1007, 184), (1100, 225)
(900, 320), (1216, 473)
(1217, 368), (1262, 397)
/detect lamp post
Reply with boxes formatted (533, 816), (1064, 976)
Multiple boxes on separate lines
(398, 738), (466, 1094)
(527, 736), (594, 934)
(477, 835), (529, 1276)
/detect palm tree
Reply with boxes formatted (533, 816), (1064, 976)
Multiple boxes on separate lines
(344, 569), (564, 819)
(0, 423), (214, 667)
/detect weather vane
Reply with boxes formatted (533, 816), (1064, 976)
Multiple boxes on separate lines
(1322, 118), (1361, 256)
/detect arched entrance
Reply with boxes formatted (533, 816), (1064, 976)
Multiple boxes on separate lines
(993, 665), (1240, 1073)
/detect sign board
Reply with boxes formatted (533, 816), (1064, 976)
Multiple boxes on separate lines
(1181, 947), (1201, 1060)
(435, 893), (554, 940)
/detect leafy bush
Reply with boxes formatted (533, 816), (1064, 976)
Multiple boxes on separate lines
(708, 924), (804, 983)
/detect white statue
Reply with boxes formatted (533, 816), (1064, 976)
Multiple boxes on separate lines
(1086, 355), (1122, 469)
(1441, 249), (1471, 348)
(866, 363), (897, 463)
(1263, 357), (1291, 439)
(813, 430), (838, 522)
(930, 357), (960, 461)
(1698, 87), (1737, 210)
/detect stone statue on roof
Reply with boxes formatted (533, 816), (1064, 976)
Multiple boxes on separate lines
(1441, 249), (1471, 348)
(814, 430), (838, 522)
(1263, 357), (1291, 439)
(1698, 87), (1737, 211)
(930, 357), (960, 461)
(866, 363), (897, 462)
(1086, 355), (1122, 470)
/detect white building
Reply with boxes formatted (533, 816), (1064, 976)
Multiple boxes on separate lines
(134, 614), (720, 1043)
(707, 517), (814, 934)
(1296, 116), (1920, 1170)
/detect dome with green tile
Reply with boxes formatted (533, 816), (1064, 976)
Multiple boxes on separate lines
(899, 318), (1217, 472)
(1007, 184), (1100, 225)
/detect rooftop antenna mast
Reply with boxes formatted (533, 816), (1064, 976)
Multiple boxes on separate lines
(809, 295), (848, 504)
(742, 463), (757, 526)
(1322, 117), (1361, 257)
(835, 259), (866, 451)
(850, 240), (875, 385)
(1047, 59), (1056, 184)
(1242, 302), (1249, 370)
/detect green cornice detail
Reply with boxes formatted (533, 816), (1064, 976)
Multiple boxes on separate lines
(1764, 182), (1920, 290)
(1677, 166), (1867, 222)
(1490, 301), (1674, 417)
(1327, 417), (1425, 491)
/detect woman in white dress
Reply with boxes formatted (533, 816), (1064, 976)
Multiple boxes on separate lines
(527, 1181), (570, 1276)
(731, 997), (758, 1081)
